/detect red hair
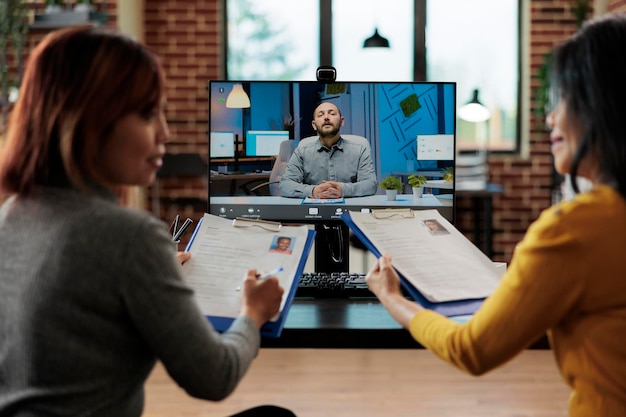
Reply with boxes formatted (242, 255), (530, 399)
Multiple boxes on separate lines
(0, 26), (165, 197)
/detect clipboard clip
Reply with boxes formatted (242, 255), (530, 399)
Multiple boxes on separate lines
(232, 217), (282, 232)
(371, 208), (415, 219)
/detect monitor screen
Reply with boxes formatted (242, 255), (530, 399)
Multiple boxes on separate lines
(210, 131), (235, 158)
(209, 80), (455, 224)
(246, 130), (289, 157)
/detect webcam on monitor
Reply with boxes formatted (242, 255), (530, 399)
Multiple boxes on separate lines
(316, 66), (337, 83)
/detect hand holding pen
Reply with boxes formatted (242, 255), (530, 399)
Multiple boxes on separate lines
(237, 266), (283, 291)
(240, 268), (285, 328)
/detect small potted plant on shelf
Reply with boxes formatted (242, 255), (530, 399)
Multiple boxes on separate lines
(442, 167), (454, 183)
(408, 174), (427, 198)
(74, 0), (95, 13)
(45, 0), (64, 14)
(379, 175), (403, 201)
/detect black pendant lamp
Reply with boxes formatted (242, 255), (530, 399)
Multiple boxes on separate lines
(458, 89), (490, 123)
(363, 28), (390, 48)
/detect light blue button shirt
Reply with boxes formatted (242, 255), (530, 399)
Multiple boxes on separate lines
(279, 136), (378, 198)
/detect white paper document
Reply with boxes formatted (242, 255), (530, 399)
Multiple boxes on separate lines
(346, 209), (501, 303)
(182, 213), (312, 320)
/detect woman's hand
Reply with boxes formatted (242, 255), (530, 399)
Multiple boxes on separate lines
(175, 251), (191, 265)
(366, 253), (423, 328)
(240, 269), (284, 329)
(365, 253), (403, 299)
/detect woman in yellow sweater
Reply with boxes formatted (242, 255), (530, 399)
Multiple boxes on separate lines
(366, 13), (626, 417)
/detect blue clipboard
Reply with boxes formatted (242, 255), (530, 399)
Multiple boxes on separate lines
(340, 212), (484, 317)
(185, 216), (316, 338)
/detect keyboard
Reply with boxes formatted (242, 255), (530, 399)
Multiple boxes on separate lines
(295, 272), (373, 298)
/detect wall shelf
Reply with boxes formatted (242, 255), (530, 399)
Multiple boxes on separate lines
(30, 11), (107, 29)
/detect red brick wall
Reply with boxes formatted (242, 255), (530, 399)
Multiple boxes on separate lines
(142, 1), (220, 243)
(145, 0), (221, 155)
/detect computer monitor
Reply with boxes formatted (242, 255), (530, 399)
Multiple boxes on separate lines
(210, 131), (235, 158)
(208, 80), (456, 272)
(246, 130), (289, 157)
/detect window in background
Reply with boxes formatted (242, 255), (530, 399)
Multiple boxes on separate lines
(332, 0), (413, 81)
(225, 0), (520, 152)
(226, 0), (319, 80)
(426, 1), (519, 151)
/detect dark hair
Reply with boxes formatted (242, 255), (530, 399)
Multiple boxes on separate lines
(550, 13), (626, 198)
(0, 26), (165, 196)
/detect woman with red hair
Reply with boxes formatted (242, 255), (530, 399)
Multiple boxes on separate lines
(0, 26), (294, 417)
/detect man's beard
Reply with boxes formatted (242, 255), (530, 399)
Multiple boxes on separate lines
(317, 123), (340, 138)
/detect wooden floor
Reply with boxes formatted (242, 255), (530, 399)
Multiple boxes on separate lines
(143, 348), (569, 417)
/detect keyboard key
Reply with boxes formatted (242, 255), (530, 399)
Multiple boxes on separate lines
(296, 272), (373, 298)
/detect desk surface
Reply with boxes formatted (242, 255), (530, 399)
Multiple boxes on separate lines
(262, 296), (550, 349)
(262, 297), (416, 348)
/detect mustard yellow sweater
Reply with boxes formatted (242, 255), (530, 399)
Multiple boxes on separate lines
(410, 185), (626, 417)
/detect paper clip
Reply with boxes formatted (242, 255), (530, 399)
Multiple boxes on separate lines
(371, 208), (415, 219)
(232, 217), (282, 232)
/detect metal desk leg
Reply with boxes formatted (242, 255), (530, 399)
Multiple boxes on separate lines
(484, 196), (494, 258)
(471, 196), (483, 254)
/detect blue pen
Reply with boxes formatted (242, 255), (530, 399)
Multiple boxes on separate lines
(259, 266), (284, 280)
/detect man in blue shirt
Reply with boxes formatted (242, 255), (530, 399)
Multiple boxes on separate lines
(279, 102), (378, 198)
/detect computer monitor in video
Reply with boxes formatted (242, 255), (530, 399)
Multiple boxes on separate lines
(210, 131), (236, 158)
(208, 80), (456, 273)
(246, 130), (289, 157)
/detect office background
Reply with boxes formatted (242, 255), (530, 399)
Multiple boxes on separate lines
(2, 0), (625, 264)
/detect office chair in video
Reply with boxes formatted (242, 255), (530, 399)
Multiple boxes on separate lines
(248, 134), (372, 196)
(247, 139), (298, 196)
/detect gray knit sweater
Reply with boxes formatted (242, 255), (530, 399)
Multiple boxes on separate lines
(0, 185), (260, 416)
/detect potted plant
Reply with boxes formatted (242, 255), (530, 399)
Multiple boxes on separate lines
(45, 0), (64, 14)
(442, 167), (454, 183)
(74, 0), (95, 14)
(408, 174), (427, 198)
(379, 175), (403, 201)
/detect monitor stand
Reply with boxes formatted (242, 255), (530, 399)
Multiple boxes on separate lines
(314, 223), (350, 273)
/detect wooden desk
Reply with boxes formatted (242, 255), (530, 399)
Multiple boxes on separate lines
(262, 296), (549, 349)
(262, 297), (418, 348)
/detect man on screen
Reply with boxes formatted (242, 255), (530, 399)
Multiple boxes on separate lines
(279, 102), (378, 199)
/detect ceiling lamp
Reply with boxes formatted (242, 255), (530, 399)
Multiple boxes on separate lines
(225, 84), (250, 108)
(363, 28), (390, 48)
(458, 89), (490, 123)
